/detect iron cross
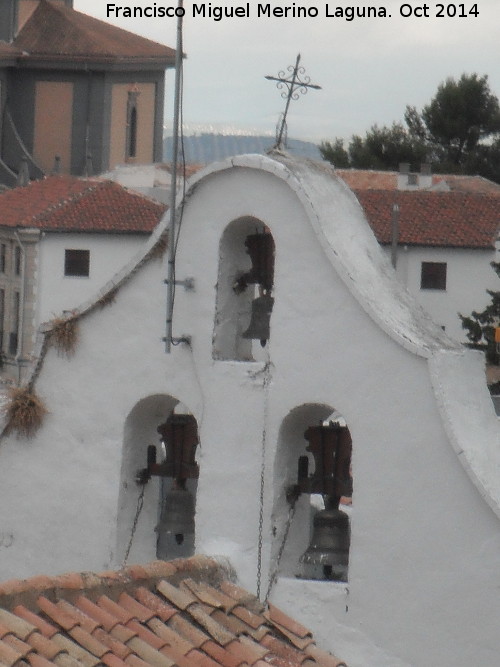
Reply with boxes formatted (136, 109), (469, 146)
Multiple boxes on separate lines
(265, 53), (321, 148)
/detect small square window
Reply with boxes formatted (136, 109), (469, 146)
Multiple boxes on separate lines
(64, 249), (90, 277)
(421, 261), (447, 290)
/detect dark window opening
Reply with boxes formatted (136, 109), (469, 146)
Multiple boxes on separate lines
(421, 261), (447, 290)
(9, 291), (20, 356)
(128, 107), (137, 158)
(14, 246), (21, 276)
(65, 249), (90, 277)
(126, 90), (140, 160)
(0, 244), (6, 273)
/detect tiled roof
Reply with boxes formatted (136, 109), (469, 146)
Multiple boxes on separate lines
(0, 556), (346, 667)
(0, 176), (166, 233)
(337, 169), (397, 190)
(337, 168), (500, 194)
(13, 1), (175, 65)
(355, 189), (500, 249)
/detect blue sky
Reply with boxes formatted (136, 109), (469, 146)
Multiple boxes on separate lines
(76, 1), (499, 144)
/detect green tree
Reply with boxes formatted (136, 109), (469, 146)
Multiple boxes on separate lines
(460, 262), (500, 364)
(419, 73), (500, 166)
(321, 73), (500, 181)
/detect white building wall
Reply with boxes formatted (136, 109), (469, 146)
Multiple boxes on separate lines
(384, 245), (498, 341)
(0, 155), (499, 667)
(36, 232), (147, 325)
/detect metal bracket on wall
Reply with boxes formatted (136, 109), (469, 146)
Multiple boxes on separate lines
(164, 277), (195, 291)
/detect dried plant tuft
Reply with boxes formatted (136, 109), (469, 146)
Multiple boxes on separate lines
(3, 386), (47, 438)
(48, 313), (79, 357)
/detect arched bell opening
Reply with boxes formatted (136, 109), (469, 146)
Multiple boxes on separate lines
(213, 216), (275, 361)
(271, 403), (353, 584)
(117, 395), (199, 565)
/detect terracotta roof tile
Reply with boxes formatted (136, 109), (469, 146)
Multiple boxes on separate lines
(55, 602), (99, 634)
(0, 176), (165, 234)
(50, 634), (100, 667)
(0, 637), (25, 666)
(13, 607), (57, 639)
(0, 611), (36, 640)
(119, 595), (156, 624)
(187, 606), (234, 647)
(155, 581), (195, 612)
(125, 621), (165, 651)
(355, 189), (500, 249)
(185, 648), (223, 667)
(109, 625), (137, 645)
(102, 655), (130, 667)
(124, 654), (151, 667)
(180, 580), (223, 610)
(266, 604), (312, 639)
(26, 652), (56, 667)
(74, 597), (119, 632)
(209, 609), (250, 637)
(306, 644), (348, 667)
(92, 628), (131, 660)
(125, 637), (174, 667)
(25, 633), (65, 660)
(200, 641), (243, 667)
(134, 590), (176, 623)
(36, 599), (78, 632)
(168, 614), (209, 648)
(97, 597), (136, 626)
(145, 619), (192, 656)
(0, 559), (346, 667)
(54, 652), (83, 667)
(14, 1), (175, 66)
(3, 635), (33, 659)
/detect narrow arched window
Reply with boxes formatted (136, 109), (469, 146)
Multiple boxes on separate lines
(213, 217), (275, 361)
(126, 89), (139, 160)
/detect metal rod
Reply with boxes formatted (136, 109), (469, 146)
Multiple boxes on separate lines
(391, 203), (400, 269)
(165, 0), (184, 353)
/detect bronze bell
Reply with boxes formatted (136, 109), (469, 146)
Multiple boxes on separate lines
(156, 486), (195, 545)
(300, 507), (350, 582)
(242, 294), (274, 346)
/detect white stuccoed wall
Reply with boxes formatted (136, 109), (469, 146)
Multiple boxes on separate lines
(383, 244), (499, 340)
(36, 232), (147, 326)
(0, 153), (499, 667)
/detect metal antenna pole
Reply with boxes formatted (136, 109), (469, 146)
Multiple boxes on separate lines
(165, 0), (183, 353)
(391, 203), (400, 269)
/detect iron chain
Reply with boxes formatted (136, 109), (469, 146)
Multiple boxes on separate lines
(122, 483), (146, 567)
(265, 494), (297, 603)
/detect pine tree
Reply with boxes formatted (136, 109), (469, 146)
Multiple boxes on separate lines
(460, 261), (500, 364)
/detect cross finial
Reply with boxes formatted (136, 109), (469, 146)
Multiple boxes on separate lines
(265, 54), (321, 149)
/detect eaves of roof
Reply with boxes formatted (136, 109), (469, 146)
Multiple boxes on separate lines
(0, 556), (347, 667)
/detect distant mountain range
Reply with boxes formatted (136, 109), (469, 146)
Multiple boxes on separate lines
(163, 133), (322, 164)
